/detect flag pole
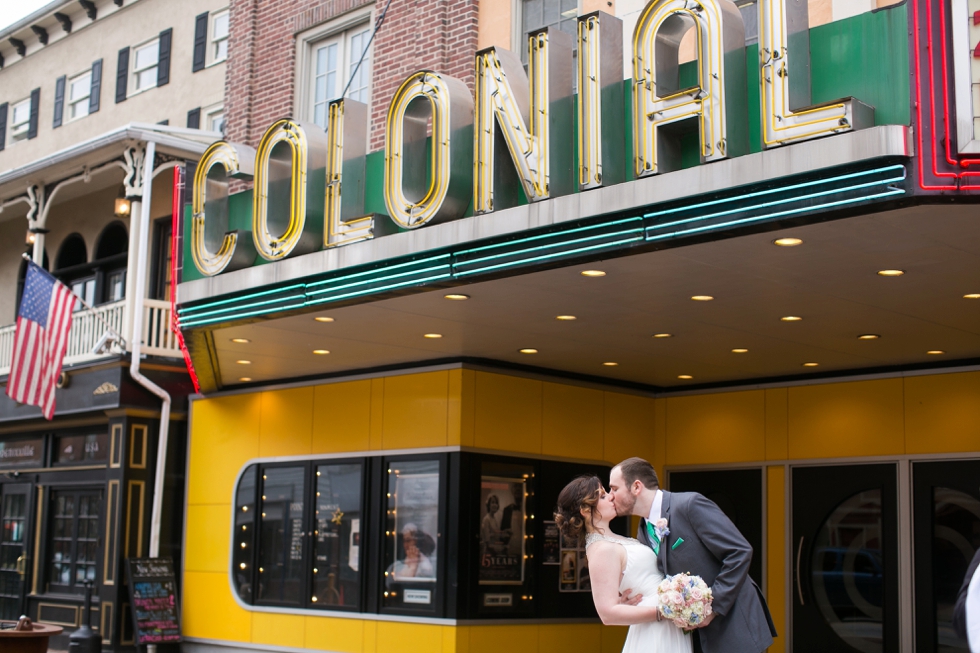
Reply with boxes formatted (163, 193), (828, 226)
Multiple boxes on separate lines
(20, 252), (128, 348)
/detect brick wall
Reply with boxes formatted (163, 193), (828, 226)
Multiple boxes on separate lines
(224, 0), (479, 154)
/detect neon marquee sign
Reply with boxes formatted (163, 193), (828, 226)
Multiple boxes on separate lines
(190, 0), (875, 278)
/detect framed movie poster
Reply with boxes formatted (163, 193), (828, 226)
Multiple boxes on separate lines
(559, 530), (591, 592)
(391, 467), (440, 584)
(542, 521), (560, 565)
(479, 475), (526, 585)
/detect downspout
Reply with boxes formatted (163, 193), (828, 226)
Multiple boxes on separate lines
(128, 140), (171, 562)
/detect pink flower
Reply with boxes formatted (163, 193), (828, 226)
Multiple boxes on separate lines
(671, 592), (684, 605)
(691, 588), (704, 601)
(655, 518), (668, 530)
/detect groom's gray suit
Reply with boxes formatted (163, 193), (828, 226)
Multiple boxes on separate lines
(637, 490), (776, 653)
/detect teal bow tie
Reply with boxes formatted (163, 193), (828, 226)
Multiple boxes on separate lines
(646, 520), (661, 556)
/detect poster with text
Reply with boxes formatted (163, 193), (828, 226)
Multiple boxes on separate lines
(479, 475), (526, 584)
(392, 472), (439, 583)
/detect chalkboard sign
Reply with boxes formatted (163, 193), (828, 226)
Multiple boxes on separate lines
(125, 557), (181, 646)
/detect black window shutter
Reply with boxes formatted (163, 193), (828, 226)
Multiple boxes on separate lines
(192, 12), (208, 72)
(53, 76), (66, 128)
(186, 107), (201, 129)
(157, 28), (172, 87)
(0, 103), (7, 151)
(27, 88), (40, 139)
(116, 47), (129, 103)
(89, 59), (102, 113)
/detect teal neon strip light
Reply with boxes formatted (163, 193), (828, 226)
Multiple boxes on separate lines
(456, 217), (644, 257)
(177, 163), (909, 327)
(643, 165), (906, 220)
(646, 188), (905, 242)
(646, 174), (906, 235)
(179, 283), (307, 315)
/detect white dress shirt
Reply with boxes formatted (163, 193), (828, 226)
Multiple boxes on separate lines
(968, 562), (980, 653)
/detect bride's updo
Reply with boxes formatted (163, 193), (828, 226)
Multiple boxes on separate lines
(554, 475), (604, 544)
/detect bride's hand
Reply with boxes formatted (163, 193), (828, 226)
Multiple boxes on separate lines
(619, 588), (643, 606)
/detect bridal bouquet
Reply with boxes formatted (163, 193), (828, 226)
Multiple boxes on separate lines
(656, 573), (713, 628)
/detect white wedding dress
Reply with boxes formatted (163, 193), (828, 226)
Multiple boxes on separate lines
(586, 534), (693, 653)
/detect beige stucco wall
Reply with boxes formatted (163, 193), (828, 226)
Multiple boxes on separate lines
(0, 0), (227, 175)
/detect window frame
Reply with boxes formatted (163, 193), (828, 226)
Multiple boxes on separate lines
(8, 98), (31, 144)
(130, 37), (161, 96)
(293, 7), (374, 129)
(210, 9), (230, 65)
(67, 70), (93, 122)
(204, 105), (225, 135)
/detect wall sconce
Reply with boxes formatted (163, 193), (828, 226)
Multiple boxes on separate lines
(26, 229), (36, 246)
(115, 196), (131, 217)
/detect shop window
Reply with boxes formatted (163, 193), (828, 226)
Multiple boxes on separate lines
(211, 10), (230, 64)
(313, 462), (363, 609)
(54, 431), (108, 465)
(47, 489), (102, 594)
(256, 465), (308, 606)
(297, 10), (373, 130)
(8, 98), (30, 145)
(68, 70), (93, 121)
(233, 466), (257, 603)
(131, 39), (160, 94)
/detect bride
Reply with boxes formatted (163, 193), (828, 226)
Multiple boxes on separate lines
(555, 475), (692, 653)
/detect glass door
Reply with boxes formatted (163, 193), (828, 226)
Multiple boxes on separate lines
(0, 483), (34, 620)
(913, 460), (980, 653)
(792, 464), (899, 653)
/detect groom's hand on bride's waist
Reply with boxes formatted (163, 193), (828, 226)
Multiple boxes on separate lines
(618, 588), (643, 606)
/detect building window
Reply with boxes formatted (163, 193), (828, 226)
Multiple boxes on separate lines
(299, 14), (373, 130)
(211, 10), (230, 63)
(521, 0), (578, 62)
(47, 489), (102, 593)
(8, 98), (30, 144)
(70, 277), (96, 311)
(735, 1), (759, 45)
(205, 106), (225, 134)
(152, 218), (173, 301)
(68, 70), (93, 121)
(132, 39), (160, 94)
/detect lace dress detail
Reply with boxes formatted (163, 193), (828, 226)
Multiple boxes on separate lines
(585, 532), (642, 549)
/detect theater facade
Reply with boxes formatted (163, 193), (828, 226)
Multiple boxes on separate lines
(174, 1), (979, 653)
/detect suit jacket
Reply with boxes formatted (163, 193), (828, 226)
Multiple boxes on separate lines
(637, 490), (776, 653)
(953, 547), (980, 642)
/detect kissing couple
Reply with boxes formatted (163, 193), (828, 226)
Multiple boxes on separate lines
(554, 457), (777, 653)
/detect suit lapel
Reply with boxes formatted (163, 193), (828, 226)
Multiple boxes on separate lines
(658, 491), (672, 574)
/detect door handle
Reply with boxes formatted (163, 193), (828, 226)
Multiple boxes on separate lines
(16, 554), (26, 576)
(795, 536), (805, 606)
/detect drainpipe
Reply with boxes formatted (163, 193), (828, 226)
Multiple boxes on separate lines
(128, 140), (171, 568)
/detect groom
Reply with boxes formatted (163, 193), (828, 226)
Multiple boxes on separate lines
(608, 457), (776, 653)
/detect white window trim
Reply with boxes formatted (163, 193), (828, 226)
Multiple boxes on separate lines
(129, 37), (160, 97)
(209, 8), (230, 67)
(8, 97), (31, 144)
(67, 69), (93, 123)
(203, 103), (226, 135)
(293, 6), (374, 125)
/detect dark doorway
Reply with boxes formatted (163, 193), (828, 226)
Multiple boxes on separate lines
(792, 464), (899, 653)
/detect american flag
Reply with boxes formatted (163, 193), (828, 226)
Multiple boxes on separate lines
(6, 261), (76, 419)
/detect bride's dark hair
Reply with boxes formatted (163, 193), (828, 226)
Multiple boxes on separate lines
(554, 475), (604, 544)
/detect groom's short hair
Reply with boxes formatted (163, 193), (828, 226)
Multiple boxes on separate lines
(616, 457), (659, 490)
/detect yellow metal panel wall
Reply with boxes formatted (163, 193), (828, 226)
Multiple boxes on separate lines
(765, 388), (789, 460)
(602, 392), (658, 467)
(252, 612), (306, 649)
(312, 379), (373, 452)
(304, 616), (364, 652)
(904, 371), (980, 454)
(375, 622), (452, 653)
(473, 372), (544, 454)
(542, 382), (605, 460)
(187, 393), (261, 506)
(260, 387), (314, 457)
(665, 390), (767, 465)
(182, 571), (252, 641)
(787, 378), (905, 459)
(382, 371), (451, 449)
(183, 504), (231, 573)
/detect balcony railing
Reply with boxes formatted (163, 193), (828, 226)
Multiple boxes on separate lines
(0, 298), (183, 377)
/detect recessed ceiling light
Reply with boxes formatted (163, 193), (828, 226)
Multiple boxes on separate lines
(424, 333), (443, 339)
(964, 293), (980, 299)
(773, 237), (803, 247)
(314, 317), (335, 322)
(691, 295), (714, 301)
(444, 293), (469, 300)
(556, 315), (577, 321)
(731, 348), (748, 353)
(581, 270), (606, 277)
(603, 362), (619, 367)
(802, 362), (820, 367)
(781, 316), (803, 322)
(239, 377), (252, 382)
(231, 338), (250, 344)
(857, 334), (880, 340)
(236, 360), (251, 365)
(313, 349), (330, 355)
(877, 269), (905, 277)
(926, 350), (945, 355)
(519, 348), (539, 354)
(677, 374), (693, 380)
(652, 333), (673, 339)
